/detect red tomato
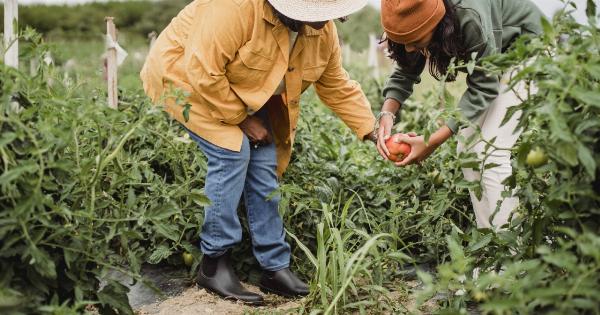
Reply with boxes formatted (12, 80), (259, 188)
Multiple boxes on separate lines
(385, 134), (412, 162)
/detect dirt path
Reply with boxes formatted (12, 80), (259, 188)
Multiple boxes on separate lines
(136, 284), (303, 315)
(126, 265), (442, 314)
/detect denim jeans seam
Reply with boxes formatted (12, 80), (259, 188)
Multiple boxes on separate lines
(211, 151), (224, 248)
(243, 181), (262, 263)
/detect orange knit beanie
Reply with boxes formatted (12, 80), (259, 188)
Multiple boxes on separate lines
(381, 0), (446, 44)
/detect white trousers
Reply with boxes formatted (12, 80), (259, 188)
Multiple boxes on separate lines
(456, 72), (532, 229)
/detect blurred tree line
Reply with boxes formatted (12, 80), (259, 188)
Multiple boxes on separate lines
(1, 0), (381, 50)
(1, 0), (188, 39)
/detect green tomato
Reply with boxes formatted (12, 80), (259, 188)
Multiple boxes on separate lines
(526, 147), (548, 168)
(428, 170), (444, 187)
(182, 252), (194, 267)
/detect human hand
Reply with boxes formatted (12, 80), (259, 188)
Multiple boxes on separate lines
(376, 114), (395, 160)
(394, 134), (438, 167)
(239, 116), (272, 145)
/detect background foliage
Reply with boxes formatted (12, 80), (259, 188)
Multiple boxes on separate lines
(0, 0), (382, 51)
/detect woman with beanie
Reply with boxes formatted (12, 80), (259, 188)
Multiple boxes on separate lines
(376, 0), (544, 229)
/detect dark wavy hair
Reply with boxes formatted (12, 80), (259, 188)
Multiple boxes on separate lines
(386, 0), (467, 81)
(271, 7), (304, 32)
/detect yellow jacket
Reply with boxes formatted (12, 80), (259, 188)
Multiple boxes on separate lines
(140, 0), (376, 176)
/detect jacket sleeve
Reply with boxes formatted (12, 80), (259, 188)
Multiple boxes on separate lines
(314, 24), (376, 140)
(183, 0), (249, 125)
(382, 57), (426, 105)
(450, 19), (500, 132)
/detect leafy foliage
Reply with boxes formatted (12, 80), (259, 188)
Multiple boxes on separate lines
(0, 33), (206, 314)
(412, 5), (600, 314)
(1, 2), (599, 314)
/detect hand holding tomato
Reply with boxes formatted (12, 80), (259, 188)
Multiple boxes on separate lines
(385, 133), (412, 162)
(376, 114), (395, 159)
(392, 134), (440, 166)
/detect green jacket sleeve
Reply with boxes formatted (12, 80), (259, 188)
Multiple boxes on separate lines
(382, 57), (426, 107)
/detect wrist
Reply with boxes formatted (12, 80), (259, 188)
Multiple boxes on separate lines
(364, 130), (377, 143)
(429, 126), (453, 147)
(382, 98), (401, 113)
(377, 111), (396, 122)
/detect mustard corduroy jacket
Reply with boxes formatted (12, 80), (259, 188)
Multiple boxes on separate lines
(140, 0), (376, 176)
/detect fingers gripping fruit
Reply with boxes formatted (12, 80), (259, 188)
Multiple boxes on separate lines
(385, 133), (412, 162)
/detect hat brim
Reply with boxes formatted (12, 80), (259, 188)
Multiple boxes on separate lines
(267, 0), (369, 22)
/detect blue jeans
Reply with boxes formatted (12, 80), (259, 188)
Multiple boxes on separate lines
(187, 110), (290, 271)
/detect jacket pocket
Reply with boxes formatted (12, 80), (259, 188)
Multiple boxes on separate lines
(227, 45), (273, 84)
(302, 64), (326, 82)
(238, 46), (273, 71)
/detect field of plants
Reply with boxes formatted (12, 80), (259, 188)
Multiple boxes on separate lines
(1, 1), (599, 314)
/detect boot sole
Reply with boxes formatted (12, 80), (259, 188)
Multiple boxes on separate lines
(197, 279), (264, 305)
(258, 284), (309, 298)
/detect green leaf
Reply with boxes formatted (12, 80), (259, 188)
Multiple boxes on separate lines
(0, 132), (17, 148)
(468, 233), (493, 252)
(484, 163), (501, 170)
(97, 280), (133, 315)
(182, 103), (191, 122)
(152, 223), (179, 242)
(190, 189), (211, 207)
(386, 251), (412, 262)
(577, 144), (596, 178)
(540, 251), (577, 269)
(586, 0), (597, 19)
(571, 87), (600, 108)
(146, 204), (180, 221)
(126, 187), (136, 208)
(541, 17), (555, 38)
(560, 143), (579, 166)
(0, 162), (39, 185)
(147, 245), (172, 264)
(28, 246), (57, 280)
(0, 287), (25, 309)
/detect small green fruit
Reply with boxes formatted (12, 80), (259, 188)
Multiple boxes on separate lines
(428, 170), (444, 186)
(182, 252), (194, 267)
(526, 147), (548, 168)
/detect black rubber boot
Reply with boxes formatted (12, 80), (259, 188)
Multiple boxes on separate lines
(259, 268), (309, 297)
(197, 252), (264, 305)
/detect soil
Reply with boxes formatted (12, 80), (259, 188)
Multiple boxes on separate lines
(126, 264), (442, 315)
(136, 284), (303, 315)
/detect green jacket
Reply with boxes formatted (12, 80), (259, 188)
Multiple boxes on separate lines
(382, 0), (544, 132)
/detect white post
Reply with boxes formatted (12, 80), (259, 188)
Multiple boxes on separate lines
(342, 44), (352, 65)
(368, 33), (380, 78)
(105, 17), (118, 109)
(4, 0), (19, 68)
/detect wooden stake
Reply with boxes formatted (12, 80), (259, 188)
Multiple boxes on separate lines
(106, 17), (118, 109)
(342, 44), (351, 65)
(368, 33), (380, 79)
(4, 0), (19, 68)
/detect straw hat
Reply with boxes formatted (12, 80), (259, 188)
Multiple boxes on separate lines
(267, 0), (369, 22)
